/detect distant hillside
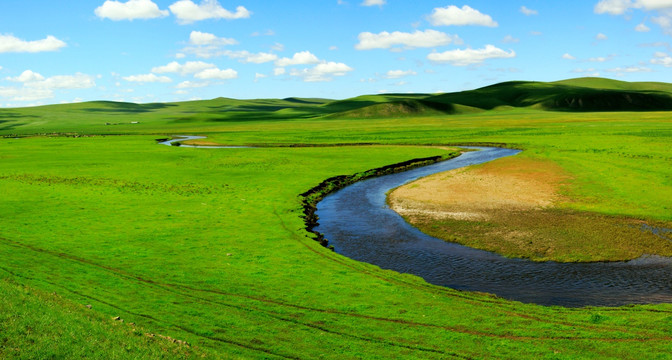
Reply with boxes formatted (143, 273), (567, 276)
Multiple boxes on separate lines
(2, 77), (672, 135)
(423, 78), (672, 113)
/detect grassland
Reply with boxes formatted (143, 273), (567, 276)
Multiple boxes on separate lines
(1, 78), (672, 358)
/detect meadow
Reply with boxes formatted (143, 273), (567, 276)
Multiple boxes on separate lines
(1, 78), (672, 359)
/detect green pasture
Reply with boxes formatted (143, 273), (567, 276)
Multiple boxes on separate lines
(1, 78), (672, 358)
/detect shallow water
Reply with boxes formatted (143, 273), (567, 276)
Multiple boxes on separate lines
(315, 147), (672, 307)
(158, 135), (252, 148)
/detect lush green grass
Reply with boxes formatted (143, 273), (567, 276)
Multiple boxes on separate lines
(1, 78), (672, 358)
(0, 277), (199, 359)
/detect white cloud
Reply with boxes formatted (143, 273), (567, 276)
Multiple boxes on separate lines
(194, 68), (238, 80)
(221, 50), (278, 63)
(427, 45), (516, 66)
(7, 70), (45, 82)
(151, 61), (216, 75)
(0, 71), (96, 102)
(588, 54), (615, 62)
(385, 70), (417, 79)
(596, 33), (609, 40)
(243, 52), (278, 64)
(274, 67), (286, 76)
(652, 14), (672, 33)
(594, 0), (634, 15)
(651, 51), (672, 65)
(175, 80), (209, 88)
(600, 0), (672, 13)
(95, 0), (168, 20)
(361, 0), (385, 6)
(189, 31), (237, 46)
(520, 6), (538, 15)
(428, 5), (498, 27)
(38, 74), (97, 89)
(572, 68), (601, 76)
(169, 0), (251, 24)
(275, 51), (321, 67)
(355, 29), (461, 50)
(290, 62), (353, 82)
(123, 73), (172, 83)
(562, 53), (576, 60)
(502, 35), (519, 43)
(636, 23), (652, 31)
(606, 66), (652, 73)
(0, 34), (66, 53)
(595, 0), (672, 33)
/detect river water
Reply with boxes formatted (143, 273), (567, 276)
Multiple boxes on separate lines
(315, 147), (672, 307)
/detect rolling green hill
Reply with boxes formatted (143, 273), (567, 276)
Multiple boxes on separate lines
(2, 77), (672, 136)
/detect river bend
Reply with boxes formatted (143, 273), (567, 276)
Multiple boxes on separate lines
(315, 147), (672, 307)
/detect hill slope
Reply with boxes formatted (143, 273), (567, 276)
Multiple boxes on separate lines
(1, 77), (672, 135)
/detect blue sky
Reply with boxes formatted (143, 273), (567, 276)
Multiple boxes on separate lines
(1, 0), (672, 106)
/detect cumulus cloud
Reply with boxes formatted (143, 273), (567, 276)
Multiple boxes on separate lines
(169, 0), (251, 24)
(0, 71), (96, 102)
(572, 68), (601, 76)
(606, 66), (652, 73)
(290, 62), (353, 82)
(7, 70), (45, 83)
(222, 50), (278, 63)
(189, 31), (237, 46)
(428, 5), (498, 27)
(194, 68), (238, 80)
(384, 70), (417, 79)
(595, 0), (672, 34)
(427, 45), (515, 66)
(562, 53), (576, 60)
(176, 80), (209, 88)
(636, 23), (652, 31)
(596, 33), (609, 40)
(361, 0), (385, 6)
(123, 73), (172, 82)
(94, 0), (168, 20)
(273, 67), (286, 76)
(520, 6), (538, 15)
(355, 29), (461, 50)
(595, 0), (672, 14)
(152, 61), (216, 75)
(275, 51), (321, 67)
(502, 35), (520, 43)
(651, 51), (672, 66)
(179, 31), (243, 59)
(0, 34), (66, 53)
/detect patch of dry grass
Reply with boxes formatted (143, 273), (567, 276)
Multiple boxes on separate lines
(389, 155), (672, 262)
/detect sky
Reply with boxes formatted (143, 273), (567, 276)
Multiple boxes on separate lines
(2, 0), (672, 107)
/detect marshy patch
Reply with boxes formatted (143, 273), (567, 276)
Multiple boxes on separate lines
(389, 155), (672, 262)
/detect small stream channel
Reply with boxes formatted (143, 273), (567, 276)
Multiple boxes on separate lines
(315, 147), (672, 307)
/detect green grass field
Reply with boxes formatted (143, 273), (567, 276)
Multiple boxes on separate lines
(2, 78), (672, 359)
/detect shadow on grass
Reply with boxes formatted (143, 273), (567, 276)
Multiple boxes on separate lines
(80, 101), (178, 114)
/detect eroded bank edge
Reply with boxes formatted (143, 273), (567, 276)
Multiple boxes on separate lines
(299, 150), (464, 249)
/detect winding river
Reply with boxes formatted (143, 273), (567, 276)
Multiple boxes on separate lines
(314, 147), (672, 307)
(162, 139), (672, 307)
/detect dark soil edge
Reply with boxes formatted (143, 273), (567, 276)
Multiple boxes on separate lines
(299, 151), (461, 249)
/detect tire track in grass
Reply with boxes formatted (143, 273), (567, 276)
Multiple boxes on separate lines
(0, 238), (471, 358)
(2, 229), (671, 346)
(0, 265), (295, 360)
